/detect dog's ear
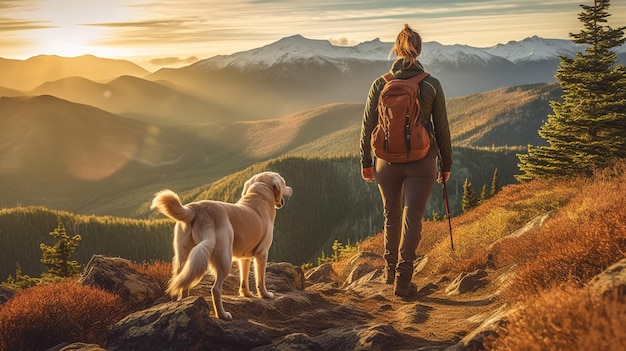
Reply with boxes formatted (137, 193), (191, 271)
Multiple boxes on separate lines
(242, 176), (256, 197)
(271, 178), (282, 203)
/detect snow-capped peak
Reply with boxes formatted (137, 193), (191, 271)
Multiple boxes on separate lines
(194, 34), (391, 70)
(485, 35), (585, 63)
(193, 34), (622, 70)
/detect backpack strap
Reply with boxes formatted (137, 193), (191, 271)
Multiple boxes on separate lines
(382, 72), (395, 82)
(407, 71), (430, 84)
(382, 71), (430, 83)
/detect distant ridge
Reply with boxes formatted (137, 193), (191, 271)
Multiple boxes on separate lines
(0, 54), (150, 91)
(30, 75), (244, 124)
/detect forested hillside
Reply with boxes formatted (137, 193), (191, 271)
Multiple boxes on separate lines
(3, 145), (518, 280)
(0, 207), (172, 280)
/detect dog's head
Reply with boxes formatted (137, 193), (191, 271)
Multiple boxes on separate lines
(242, 171), (293, 209)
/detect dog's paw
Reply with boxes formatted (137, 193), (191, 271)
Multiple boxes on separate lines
(219, 311), (233, 320)
(261, 291), (275, 299)
(239, 289), (254, 298)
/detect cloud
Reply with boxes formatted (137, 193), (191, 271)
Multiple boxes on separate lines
(0, 18), (53, 31)
(87, 19), (188, 28)
(149, 56), (199, 66)
(328, 37), (358, 46)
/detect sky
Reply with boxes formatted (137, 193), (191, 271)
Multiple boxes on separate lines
(1, 0), (625, 70)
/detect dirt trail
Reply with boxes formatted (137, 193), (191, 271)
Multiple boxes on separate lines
(192, 262), (511, 350)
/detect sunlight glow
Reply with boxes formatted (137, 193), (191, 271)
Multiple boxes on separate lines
(22, 0), (140, 57)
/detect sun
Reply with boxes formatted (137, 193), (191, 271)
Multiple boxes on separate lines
(23, 0), (137, 58)
(31, 25), (109, 57)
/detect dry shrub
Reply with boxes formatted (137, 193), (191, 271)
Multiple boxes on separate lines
(496, 162), (626, 301)
(424, 178), (577, 275)
(359, 230), (384, 256)
(129, 259), (172, 291)
(486, 286), (626, 351)
(0, 281), (126, 351)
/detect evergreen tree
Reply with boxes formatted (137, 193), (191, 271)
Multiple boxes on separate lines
(490, 168), (500, 197)
(517, 0), (626, 181)
(431, 209), (442, 222)
(480, 184), (489, 203)
(2, 262), (39, 289)
(40, 217), (82, 279)
(462, 178), (479, 212)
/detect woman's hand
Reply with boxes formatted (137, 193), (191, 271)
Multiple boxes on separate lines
(361, 167), (375, 182)
(437, 171), (451, 184)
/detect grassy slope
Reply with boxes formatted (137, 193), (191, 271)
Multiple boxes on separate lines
(447, 83), (560, 147)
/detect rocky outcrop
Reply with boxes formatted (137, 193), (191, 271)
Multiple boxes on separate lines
(107, 296), (271, 351)
(79, 255), (162, 309)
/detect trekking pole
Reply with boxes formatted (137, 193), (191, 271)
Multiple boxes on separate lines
(438, 156), (454, 252)
(430, 124), (454, 252)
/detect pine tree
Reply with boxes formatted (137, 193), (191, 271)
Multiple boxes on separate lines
(462, 178), (479, 212)
(431, 209), (441, 222)
(490, 168), (499, 197)
(40, 217), (82, 279)
(2, 262), (39, 289)
(480, 184), (489, 203)
(517, 0), (626, 181)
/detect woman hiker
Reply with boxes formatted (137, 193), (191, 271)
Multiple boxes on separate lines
(359, 23), (452, 297)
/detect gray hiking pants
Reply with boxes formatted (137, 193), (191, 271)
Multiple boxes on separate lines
(375, 156), (437, 278)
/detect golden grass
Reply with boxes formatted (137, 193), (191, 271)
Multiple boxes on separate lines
(422, 177), (577, 275)
(0, 280), (126, 351)
(494, 163), (626, 301)
(486, 285), (626, 351)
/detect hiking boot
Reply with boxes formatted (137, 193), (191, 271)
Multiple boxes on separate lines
(383, 268), (396, 285)
(394, 269), (417, 296)
(393, 281), (418, 297)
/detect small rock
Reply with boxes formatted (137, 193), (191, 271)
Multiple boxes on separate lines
(252, 333), (323, 351)
(0, 285), (16, 304)
(446, 269), (488, 295)
(587, 258), (626, 298)
(305, 262), (335, 284)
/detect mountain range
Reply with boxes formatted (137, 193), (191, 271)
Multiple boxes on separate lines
(2, 35), (623, 120)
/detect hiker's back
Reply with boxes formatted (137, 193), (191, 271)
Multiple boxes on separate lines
(371, 72), (431, 163)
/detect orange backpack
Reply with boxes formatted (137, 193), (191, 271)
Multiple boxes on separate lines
(371, 72), (431, 163)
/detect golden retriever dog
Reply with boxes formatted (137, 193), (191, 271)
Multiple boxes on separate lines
(151, 171), (293, 320)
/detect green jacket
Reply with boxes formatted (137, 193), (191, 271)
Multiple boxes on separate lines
(359, 59), (452, 172)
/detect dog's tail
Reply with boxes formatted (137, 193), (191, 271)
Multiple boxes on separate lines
(151, 189), (195, 223)
(166, 238), (215, 297)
